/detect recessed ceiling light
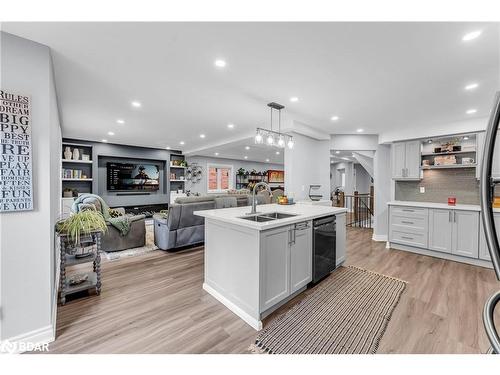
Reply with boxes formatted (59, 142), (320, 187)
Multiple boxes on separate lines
(200, 134), (206, 138)
(356, 128), (364, 133)
(107, 131), (115, 136)
(276, 151), (280, 155)
(227, 123), (235, 129)
(245, 146), (250, 150)
(179, 141), (185, 145)
(290, 97), (299, 102)
(465, 83), (479, 91)
(166, 146), (171, 150)
(335, 151), (340, 154)
(462, 30), (482, 42)
(102, 139), (108, 143)
(244, 156), (248, 159)
(331, 116), (339, 121)
(214, 59), (226, 68)
(266, 158), (270, 162)
(116, 119), (125, 124)
(214, 152), (219, 156)
(466, 109), (477, 115)
(131, 101), (142, 108)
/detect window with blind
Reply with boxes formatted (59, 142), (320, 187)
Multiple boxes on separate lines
(207, 164), (233, 193)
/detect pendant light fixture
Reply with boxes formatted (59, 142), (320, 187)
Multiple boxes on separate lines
(255, 102), (294, 149)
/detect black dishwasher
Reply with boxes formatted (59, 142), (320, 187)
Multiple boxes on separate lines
(312, 216), (337, 283)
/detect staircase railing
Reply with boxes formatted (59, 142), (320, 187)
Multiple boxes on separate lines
(335, 190), (373, 229)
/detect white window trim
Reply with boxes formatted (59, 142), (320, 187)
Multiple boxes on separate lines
(207, 163), (234, 194)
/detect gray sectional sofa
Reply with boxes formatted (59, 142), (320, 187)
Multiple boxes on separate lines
(153, 193), (268, 251)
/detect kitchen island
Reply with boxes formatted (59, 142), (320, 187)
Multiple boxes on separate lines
(194, 203), (347, 330)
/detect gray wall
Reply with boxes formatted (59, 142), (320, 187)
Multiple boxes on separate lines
(395, 168), (479, 205)
(0, 32), (62, 341)
(373, 144), (392, 240)
(185, 155), (283, 195)
(285, 132), (331, 201)
(354, 163), (372, 194)
(64, 139), (175, 207)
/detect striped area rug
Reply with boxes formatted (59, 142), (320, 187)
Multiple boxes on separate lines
(250, 266), (407, 354)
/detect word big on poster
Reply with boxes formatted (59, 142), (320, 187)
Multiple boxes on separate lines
(0, 90), (33, 212)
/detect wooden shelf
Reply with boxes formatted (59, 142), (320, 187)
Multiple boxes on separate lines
(64, 272), (97, 294)
(170, 179), (185, 182)
(422, 164), (477, 170)
(170, 165), (186, 169)
(421, 150), (476, 156)
(62, 159), (93, 164)
(62, 178), (93, 181)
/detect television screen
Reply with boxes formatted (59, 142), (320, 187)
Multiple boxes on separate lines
(107, 163), (160, 191)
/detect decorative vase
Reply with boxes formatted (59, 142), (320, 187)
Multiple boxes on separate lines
(72, 148), (80, 160)
(64, 146), (72, 160)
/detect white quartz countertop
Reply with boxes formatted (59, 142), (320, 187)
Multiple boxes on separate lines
(194, 203), (347, 231)
(388, 200), (481, 211)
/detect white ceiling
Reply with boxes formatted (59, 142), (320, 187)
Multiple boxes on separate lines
(3, 22), (500, 161)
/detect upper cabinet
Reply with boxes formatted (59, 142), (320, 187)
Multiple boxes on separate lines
(391, 140), (421, 180)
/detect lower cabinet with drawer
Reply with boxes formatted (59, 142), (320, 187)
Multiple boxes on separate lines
(389, 204), (490, 268)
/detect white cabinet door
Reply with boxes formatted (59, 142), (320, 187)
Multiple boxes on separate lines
(428, 209), (453, 253)
(452, 211), (479, 259)
(479, 213), (500, 261)
(290, 223), (312, 294)
(392, 142), (406, 179)
(405, 140), (421, 179)
(336, 213), (346, 265)
(479, 216), (491, 261)
(260, 226), (291, 312)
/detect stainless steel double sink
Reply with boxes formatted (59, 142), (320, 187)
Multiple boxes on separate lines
(239, 212), (298, 222)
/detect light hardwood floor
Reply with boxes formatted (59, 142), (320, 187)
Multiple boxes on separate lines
(47, 227), (500, 354)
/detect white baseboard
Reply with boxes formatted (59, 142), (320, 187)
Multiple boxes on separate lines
(203, 282), (262, 331)
(390, 242), (493, 269)
(372, 234), (388, 242)
(1, 324), (54, 354)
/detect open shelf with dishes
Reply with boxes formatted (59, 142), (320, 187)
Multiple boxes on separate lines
(420, 134), (477, 170)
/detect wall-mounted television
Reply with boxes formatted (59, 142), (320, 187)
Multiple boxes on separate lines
(107, 162), (160, 191)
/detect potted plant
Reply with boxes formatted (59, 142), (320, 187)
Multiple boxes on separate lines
(180, 160), (188, 167)
(237, 168), (246, 176)
(56, 210), (108, 257)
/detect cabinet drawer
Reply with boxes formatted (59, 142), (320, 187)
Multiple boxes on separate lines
(390, 229), (428, 248)
(390, 206), (428, 218)
(391, 215), (428, 233)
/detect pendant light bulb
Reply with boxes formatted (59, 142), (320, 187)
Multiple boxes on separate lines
(287, 138), (294, 149)
(255, 131), (263, 144)
(277, 136), (285, 148)
(266, 134), (275, 145)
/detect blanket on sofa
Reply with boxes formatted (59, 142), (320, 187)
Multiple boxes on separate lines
(72, 193), (131, 236)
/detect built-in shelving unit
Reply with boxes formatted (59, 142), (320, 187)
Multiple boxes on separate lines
(62, 141), (94, 196)
(422, 164), (476, 170)
(169, 153), (185, 195)
(420, 134), (477, 170)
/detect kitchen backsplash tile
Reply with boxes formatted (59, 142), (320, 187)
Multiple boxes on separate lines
(395, 168), (479, 205)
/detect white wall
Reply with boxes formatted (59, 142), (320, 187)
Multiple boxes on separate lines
(379, 117), (488, 144)
(185, 155), (283, 195)
(330, 162), (355, 195)
(373, 144), (392, 241)
(330, 134), (379, 151)
(285, 132), (330, 201)
(0, 32), (62, 344)
(354, 163), (372, 194)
